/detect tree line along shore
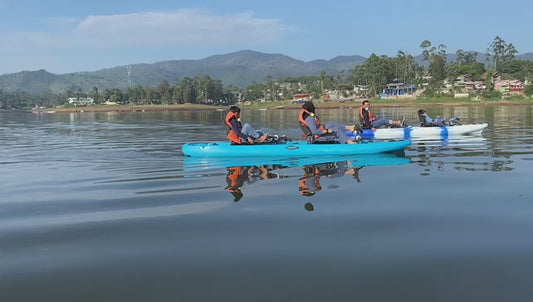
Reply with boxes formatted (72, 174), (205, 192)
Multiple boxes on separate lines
(22, 97), (532, 114)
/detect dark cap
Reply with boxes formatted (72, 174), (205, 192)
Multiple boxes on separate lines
(302, 101), (315, 113)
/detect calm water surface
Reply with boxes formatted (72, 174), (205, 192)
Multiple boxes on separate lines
(1, 105), (533, 301)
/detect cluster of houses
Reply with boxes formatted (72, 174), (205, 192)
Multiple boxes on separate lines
(66, 97), (117, 106)
(493, 72), (525, 94)
(290, 72), (527, 103)
(450, 72), (525, 96)
(66, 97), (94, 106)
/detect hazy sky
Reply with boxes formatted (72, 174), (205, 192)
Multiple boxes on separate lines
(0, 0), (531, 75)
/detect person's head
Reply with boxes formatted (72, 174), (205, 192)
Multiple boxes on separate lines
(302, 101), (315, 114)
(229, 106), (241, 115)
(362, 100), (370, 108)
(417, 109), (426, 116)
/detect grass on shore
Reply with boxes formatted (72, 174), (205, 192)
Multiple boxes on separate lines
(242, 96), (533, 109)
(19, 95), (533, 113)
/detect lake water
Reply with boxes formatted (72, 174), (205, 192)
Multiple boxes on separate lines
(1, 105), (533, 301)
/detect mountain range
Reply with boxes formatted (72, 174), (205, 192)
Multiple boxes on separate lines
(1, 50), (532, 95)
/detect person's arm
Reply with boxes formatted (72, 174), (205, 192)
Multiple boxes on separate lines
(305, 116), (325, 136)
(230, 119), (249, 140)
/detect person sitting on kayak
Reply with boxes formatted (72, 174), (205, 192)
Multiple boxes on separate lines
(418, 109), (460, 127)
(299, 101), (361, 144)
(359, 100), (404, 131)
(225, 106), (269, 144)
(226, 106), (287, 144)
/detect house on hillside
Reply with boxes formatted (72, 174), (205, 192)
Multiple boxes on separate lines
(322, 86), (357, 102)
(67, 97), (94, 106)
(495, 80), (524, 94)
(353, 85), (369, 97)
(455, 75), (485, 92)
(292, 93), (312, 104)
(380, 83), (416, 99)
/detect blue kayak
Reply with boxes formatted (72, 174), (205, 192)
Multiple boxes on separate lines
(184, 152), (410, 171)
(182, 139), (411, 157)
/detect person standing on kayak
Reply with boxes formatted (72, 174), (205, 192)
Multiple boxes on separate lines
(359, 100), (403, 130)
(299, 101), (361, 144)
(225, 106), (269, 144)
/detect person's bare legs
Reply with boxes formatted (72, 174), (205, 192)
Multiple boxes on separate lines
(257, 133), (268, 142)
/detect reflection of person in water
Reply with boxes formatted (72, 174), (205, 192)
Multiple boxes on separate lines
(298, 166), (323, 197)
(225, 166), (248, 202)
(298, 161), (363, 206)
(225, 165), (284, 202)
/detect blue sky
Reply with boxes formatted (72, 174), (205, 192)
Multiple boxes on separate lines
(0, 0), (531, 75)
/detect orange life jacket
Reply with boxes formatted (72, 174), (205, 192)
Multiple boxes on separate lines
(359, 106), (376, 122)
(299, 109), (325, 138)
(225, 111), (242, 144)
(226, 166), (243, 191)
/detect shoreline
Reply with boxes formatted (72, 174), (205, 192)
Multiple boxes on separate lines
(7, 99), (533, 114)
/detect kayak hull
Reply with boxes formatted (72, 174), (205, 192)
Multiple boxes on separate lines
(358, 127), (412, 139)
(348, 123), (488, 139)
(182, 140), (411, 158)
(410, 123), (488, 138)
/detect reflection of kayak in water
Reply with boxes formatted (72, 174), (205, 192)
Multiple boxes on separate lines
(346, 123), (488, 139)
(182, 140), (411, 157)
(413, 134), (488, 144)
(183, 152), (410, 171)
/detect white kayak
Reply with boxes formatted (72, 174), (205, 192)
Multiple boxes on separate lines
(348, 123), (488, 139)
(409, 123), (488, 138)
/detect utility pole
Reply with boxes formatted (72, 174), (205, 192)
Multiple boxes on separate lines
(126, 66), (132, 87)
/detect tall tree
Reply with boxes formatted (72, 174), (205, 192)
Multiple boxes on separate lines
(157, 79), (172, 104)
(394, 51), (417, 83)
(504, 43), (517, 62)
(194, 75), (213, 103)
(125, 85), (145, 104)
(178, 77), (196, 103)
(419, 40), (447, 84)
(352, 54), (393, 96)
(242, 81), (265, 102)
(489, 36), (506, 70)
(90, 86), (100, 104)
(464, 51), (478, 64)
(266, 75), (276, 101)
(488, 36), (517, 71)
(456, 49), (465, 64)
